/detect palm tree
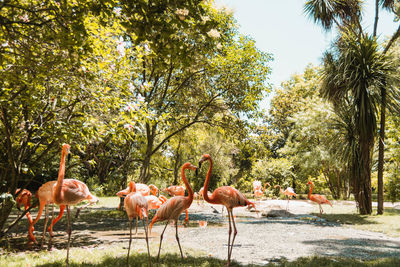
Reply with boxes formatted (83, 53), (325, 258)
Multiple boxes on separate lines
(304, 0), (400, 214)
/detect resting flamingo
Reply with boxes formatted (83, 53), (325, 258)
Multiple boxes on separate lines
(145, 194), (167, 210)
(274, 185), (296, 210)
(198, 154), (255, 266)
(29, 181), (66, 246)
(52, 144), (99, 265)
(148, 184), (159, 196)
(307, 181), (332, 215)
(124, 181), (151, 266)
(149, 162), (197, 261)
(15, 188), (35, 242)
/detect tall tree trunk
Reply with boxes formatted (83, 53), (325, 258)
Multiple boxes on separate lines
(356, 141), (373, 214)
(139, 123), (156, 183)
(377, 86), (386, 214)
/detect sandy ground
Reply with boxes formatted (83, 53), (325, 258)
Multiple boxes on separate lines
(4, 199), (400, 266)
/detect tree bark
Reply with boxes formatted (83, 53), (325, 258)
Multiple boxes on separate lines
(377, 86), (386, 214)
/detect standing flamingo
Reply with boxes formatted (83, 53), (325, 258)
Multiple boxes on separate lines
(274, 185), (296, 210)
(116, 182), (151, 210)
(254, 182), (270, 201)
(149, 162), (197, 261)
(162, 183), (190, 224)
(15, 188), (35, 242)
(124, 181), (151, 266)
(198, 154), (255, 266)
(307, 181), (332, 215)
(29, 181), (66, 246)
(52, 144), (99, 265)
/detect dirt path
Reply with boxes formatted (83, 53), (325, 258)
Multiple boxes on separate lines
(4, 200), (400, 266)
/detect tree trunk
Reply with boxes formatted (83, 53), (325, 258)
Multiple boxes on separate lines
(0, 197), (14, 239)
(355, 141), (373, 215)
(377, 86), (386, 214)
(139, 123), (156, 183)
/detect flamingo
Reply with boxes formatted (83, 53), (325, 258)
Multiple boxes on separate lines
(198, 154), (255, 266)
(116, 182), (151, 210)
(149, 162), (197, 261)
(29, 181), (66, 246)
(274, 185), (296, 210)
(307, 181), (332, 215)
(124, 181), (151, 266)
(52, 144), (99, 265)
(148, 184), (159, 196)
(162, 183), (190, 224)
(145, 194), (167, 210)
(15, 188), (35, 242)
(254, 182), (270, 201)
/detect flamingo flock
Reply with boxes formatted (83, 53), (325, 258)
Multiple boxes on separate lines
(12, 145), (334, 266)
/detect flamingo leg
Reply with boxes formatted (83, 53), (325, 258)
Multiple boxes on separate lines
(48, 204), (55, 250)
(228, 209), (238, 265)
(48, 205), (65, 236)
(135, 216), (138, 235)
(175, 220), (184, 259)
(41, 204), (49, 248)
(157, 220), (169, 262)
(184, 209), (189, 225)
(127, 219), (134, 265)
(142, 217), (151, 267)
(227, 208), (232, 265)
(66, 205), (72, 266)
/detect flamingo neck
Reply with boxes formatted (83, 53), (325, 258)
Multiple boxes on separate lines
(128, 181), (136, 193)
(181, 165), (194, 202)
(54, 148), (67, 201)
(202, 158), (218, 204)
(308, 183), (313, 199)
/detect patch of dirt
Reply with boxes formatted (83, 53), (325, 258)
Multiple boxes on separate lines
(3, 200), (400, 266)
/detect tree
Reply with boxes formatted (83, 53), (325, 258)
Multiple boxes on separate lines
(304, 0), (400, 214)
(0, 0), (111, 235)
(116, 2), (272, 183)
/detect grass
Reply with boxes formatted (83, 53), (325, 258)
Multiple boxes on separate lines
(1, 246), (400, 267)
(316, 204), (400, 237)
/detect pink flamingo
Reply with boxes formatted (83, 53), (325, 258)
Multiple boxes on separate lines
(116, 182), (151, 210)
(15, 188), (35, 242)
(124, 181), (151, 266)
(52, 144), (99, 265)
(29, 181), (66, 246)
(162, 183), (190, 224)
(149, 162), (197, 261)
(148, 184), (159, 196)
(307, 181), (332, 215)
(198, 154), (255, 266)
(254, 182), (270, 201)
(274, 185), (296, 210)
(145, 195), (167, 210)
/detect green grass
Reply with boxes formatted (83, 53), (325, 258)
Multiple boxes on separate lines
(315, 204), (400, 237)
(1, 247), (400, 267)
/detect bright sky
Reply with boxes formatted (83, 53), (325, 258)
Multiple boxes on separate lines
(219, 0), (399, 111)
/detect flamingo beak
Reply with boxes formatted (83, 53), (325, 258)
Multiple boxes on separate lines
(195, 167), (198, 176)
(67, 153), (71, 163)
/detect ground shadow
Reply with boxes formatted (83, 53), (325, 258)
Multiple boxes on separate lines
(303, 237), (400, 259)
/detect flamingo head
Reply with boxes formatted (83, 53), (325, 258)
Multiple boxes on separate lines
(198, 154), (211, 168)
(307, 181), (313, 186)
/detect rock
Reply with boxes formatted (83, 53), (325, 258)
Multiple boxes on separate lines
(261, 209), (294, 218)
